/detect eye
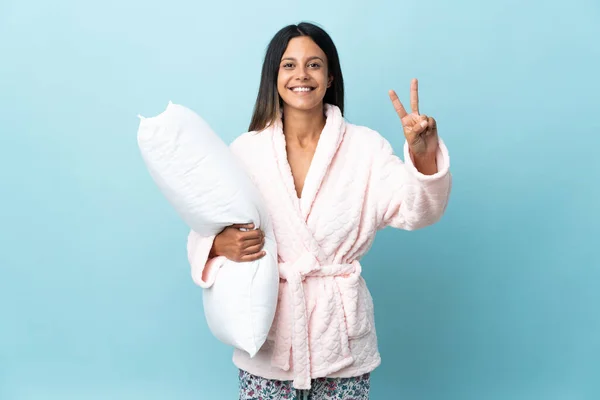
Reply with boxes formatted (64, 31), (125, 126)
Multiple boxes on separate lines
(308, 62), (321, 68)
(282, 63), (294, 69)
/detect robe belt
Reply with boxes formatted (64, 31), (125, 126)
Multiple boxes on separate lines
(271, 252), (361, 390)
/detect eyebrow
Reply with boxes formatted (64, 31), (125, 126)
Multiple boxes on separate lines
(281, 56), (325, 63)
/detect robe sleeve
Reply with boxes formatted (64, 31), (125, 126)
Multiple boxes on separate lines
(187, 230), (227, 289)
(374, 136), (452, 231)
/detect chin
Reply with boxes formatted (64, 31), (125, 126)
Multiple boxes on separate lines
(281, 98), (325, 112)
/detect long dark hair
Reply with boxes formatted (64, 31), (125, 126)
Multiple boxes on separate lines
(248, 22), (345, 132)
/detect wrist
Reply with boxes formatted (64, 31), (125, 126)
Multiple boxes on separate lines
(409, 146), (436, 162)
(410, 149), (438, 175)
(209, 238), (220, 258)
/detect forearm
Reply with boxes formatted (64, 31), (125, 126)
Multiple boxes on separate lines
(376, 138), (451, 230)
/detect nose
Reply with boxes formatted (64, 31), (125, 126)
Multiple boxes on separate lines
(296, 65), (310, 81)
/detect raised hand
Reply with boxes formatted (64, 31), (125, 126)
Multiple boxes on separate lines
(389, 78), (439, 157)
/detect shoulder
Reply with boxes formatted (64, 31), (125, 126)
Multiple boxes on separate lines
(230, 130), (260, 148)
(229, 129), (267, 153)
(228, 128), (274, 168)
(344, 121), (395, 155)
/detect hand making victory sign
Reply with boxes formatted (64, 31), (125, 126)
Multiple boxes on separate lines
(389, 79), (439, 175)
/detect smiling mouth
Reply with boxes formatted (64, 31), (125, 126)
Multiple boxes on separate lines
(289, 86), (316, 93)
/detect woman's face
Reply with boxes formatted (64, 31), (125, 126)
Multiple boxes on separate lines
(277, 36), (332, 112)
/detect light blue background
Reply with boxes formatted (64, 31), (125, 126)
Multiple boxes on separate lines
(1, 0), (599, 399)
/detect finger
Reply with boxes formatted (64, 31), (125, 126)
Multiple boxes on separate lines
(240, 229), (263, 241)
(388, 90), (408, 119)
(410, 114), (428, 134)
(242, 236), (265, 249)
(410, 78), (419, 115)
(239, 250), (266, 262)
(244, 242), (266, 255)
(426, 117), (437, 135)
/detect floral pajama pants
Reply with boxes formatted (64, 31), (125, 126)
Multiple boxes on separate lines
(238, 369), (370, 400)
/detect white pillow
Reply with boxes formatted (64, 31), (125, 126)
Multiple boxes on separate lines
(136, 101), (279, 357)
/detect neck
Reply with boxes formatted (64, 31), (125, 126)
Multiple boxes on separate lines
(282, 103), (326, 147)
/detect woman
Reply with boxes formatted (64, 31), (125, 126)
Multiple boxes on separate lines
(187, 22), (452, 399)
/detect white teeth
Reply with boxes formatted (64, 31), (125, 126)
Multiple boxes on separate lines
(291, 87), (313, 92)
